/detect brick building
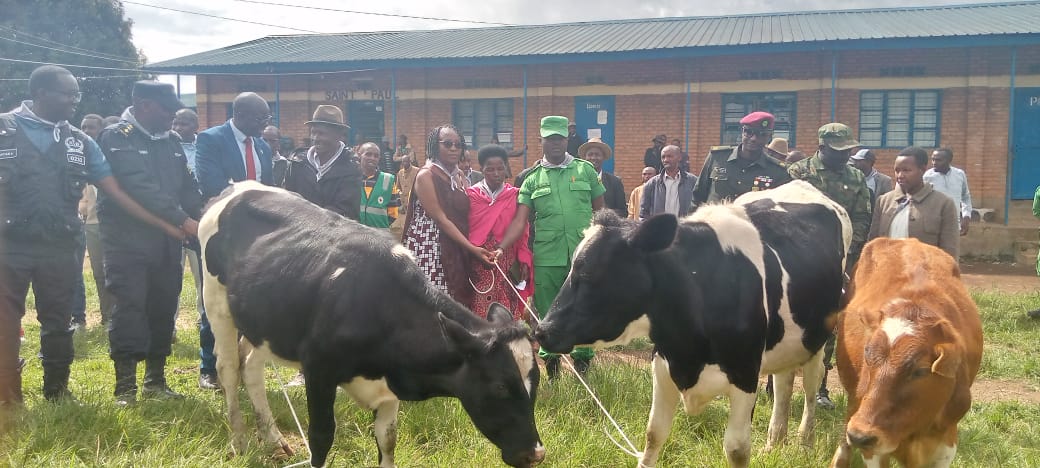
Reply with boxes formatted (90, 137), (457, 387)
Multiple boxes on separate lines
(149, 2), (1040, 234)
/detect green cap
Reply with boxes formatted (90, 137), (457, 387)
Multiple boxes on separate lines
(818, 123), (860, 151)
(540, 116), (569, 138)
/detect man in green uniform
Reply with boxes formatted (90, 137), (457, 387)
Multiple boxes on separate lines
(691, 111), (791, 206)
(787, 122), (871, 410)
(499, 116), (605, 378)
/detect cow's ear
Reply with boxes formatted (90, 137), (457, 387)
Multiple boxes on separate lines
(630, 214), (677, 253)
(486, 303), (513, 326)
(931, 343), (961, 378)
(439, 312), (486, 355)
(931, 320), (963, 378)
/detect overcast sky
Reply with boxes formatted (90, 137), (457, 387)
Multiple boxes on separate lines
(124, 0), (1009, 94)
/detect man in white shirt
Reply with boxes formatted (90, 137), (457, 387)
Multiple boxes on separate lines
(639, 145), (697, 220)
(923, 148), (972, 236)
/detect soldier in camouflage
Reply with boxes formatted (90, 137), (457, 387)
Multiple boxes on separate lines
(786, 122), (870, 411)
(691, 111), (791, 206)
(787, 123), (871, 262)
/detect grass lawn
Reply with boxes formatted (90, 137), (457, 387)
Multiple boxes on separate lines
(1, 273), (1039, 467)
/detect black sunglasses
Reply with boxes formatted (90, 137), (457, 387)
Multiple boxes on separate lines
(439, 140), (463, 149)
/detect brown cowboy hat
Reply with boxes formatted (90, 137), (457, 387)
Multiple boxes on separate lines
(765, 137), (790, 157)
(578, 138), (612, 160)
(305, 105), (350, 129)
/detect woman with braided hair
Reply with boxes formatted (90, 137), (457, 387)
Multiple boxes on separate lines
(403, 125), (494, 305)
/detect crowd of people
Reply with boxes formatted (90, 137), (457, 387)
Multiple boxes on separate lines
(0, 62), (995, 413)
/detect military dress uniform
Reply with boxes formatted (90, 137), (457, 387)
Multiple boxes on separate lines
(98, 106), (203, 403)
(691, 145), (792, 205)
(0, 103), (98, 403)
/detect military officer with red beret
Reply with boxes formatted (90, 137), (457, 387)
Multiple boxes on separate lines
(692, 111), (791, 206)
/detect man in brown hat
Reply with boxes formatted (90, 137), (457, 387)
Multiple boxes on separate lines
(644, 134), (667, 173)
(579, 138), (627, 217)
(765, 137), (790, 162)
(283, 105), (363, 220)
(692, 112), (791, 206)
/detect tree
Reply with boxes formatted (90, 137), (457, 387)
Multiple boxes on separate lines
(0, 0), (149, 120)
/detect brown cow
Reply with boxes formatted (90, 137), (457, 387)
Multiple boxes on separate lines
(830, 238), (983, 468)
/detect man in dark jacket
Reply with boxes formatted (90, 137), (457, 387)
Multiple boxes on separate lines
(282, 105), (362, 220)
(640, 145), (697, 220)
(99, 81), (203, 406)
(643, 134), (667, 173)
(578, 138), (627, 218)
(566, 122), (585, 157)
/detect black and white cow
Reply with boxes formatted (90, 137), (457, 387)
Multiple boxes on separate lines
(535, 180), (851, 468)
(199, 181), (544, 468)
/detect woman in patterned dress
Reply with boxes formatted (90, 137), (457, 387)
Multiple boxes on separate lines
(403, 125), (494, 306)
(465, 145), (533, 320)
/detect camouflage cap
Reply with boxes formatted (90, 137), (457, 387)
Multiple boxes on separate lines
(818, 123), (860, 151)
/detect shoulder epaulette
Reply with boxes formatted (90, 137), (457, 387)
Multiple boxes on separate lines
(115, 122), (134, 137)
(710, 145), (733, 152)
(764, 154), (787, 166)
(0, 114), (17, 137)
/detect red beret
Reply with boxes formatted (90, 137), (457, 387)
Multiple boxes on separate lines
(739, 111), (775, 130)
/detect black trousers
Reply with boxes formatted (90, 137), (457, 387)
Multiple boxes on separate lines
(0, 242), (79, 403)
(105, 249), (182, 362)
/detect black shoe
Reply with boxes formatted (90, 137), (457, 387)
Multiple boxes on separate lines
(141, 383), (184, 400)
(43, 387), (80, 405)
(816, 393), (836, 410)
(113, 360), (138, 407)
(1028, 309), (1040, 319)
(545, 357), (560, 381)
(573, 358), (591, 376)
(198, 373), (220, 391)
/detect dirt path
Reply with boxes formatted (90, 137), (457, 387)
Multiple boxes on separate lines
(960, 261), (1039, 293)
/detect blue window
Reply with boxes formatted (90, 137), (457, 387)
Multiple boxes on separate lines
(859, 91), (940, 148)
(721, 93), (796, 146)
(453, 99), (514, 149)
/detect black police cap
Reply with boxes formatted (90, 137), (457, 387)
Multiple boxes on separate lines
(132, 81), (185, 112)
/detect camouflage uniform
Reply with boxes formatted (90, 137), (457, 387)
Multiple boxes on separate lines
(691, 145), (792, 205)
(788, 152), (872, 252)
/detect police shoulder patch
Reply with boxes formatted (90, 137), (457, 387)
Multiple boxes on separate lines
(116, 122), (134, 137)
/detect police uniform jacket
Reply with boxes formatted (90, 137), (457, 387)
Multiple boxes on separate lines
(691, 145), (791, 205)
(97, 117), (203, 257)
(0, 110), (94, 252)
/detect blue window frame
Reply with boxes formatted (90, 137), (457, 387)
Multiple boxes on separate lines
(721, 93), (796, 146)
(858, 90), (940, 148)
(453, 99), (514, 149)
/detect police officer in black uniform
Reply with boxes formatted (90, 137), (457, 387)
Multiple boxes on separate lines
(0, 66), (186, 407)
(98, 81), (203, 406)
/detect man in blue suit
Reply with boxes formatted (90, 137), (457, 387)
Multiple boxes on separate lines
(196, 92), (273, 199)
(194, 92), (273, 390)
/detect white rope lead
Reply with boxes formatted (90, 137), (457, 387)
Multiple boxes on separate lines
(270, 363), (312, 468)
(492, 261), (643, 460)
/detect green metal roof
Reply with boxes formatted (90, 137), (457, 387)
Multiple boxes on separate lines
(146, 1), (1040, 73)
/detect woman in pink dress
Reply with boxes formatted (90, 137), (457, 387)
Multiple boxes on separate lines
(466, 145), (533, 320)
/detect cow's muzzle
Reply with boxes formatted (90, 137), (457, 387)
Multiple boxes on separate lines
(846, 429), (878, 449)
(533, 321), (574, 354)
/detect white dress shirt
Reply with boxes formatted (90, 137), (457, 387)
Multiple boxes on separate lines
(662, 170), (681, 216)
(230, 119), (262, 182)
(923, 166), (972, 220)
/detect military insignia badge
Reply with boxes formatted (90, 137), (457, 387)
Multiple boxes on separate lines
(377, 196), (385, 204)
(710, 166), (728, 180)
(0, 149), (16, 160)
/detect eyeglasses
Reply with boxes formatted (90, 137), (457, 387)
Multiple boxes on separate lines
(741, 127), (772, 137)
(49, 90), (83, 102)
(439, 140), (463, 149)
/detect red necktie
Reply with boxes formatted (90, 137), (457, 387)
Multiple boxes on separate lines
(244, 137), (257, 181)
